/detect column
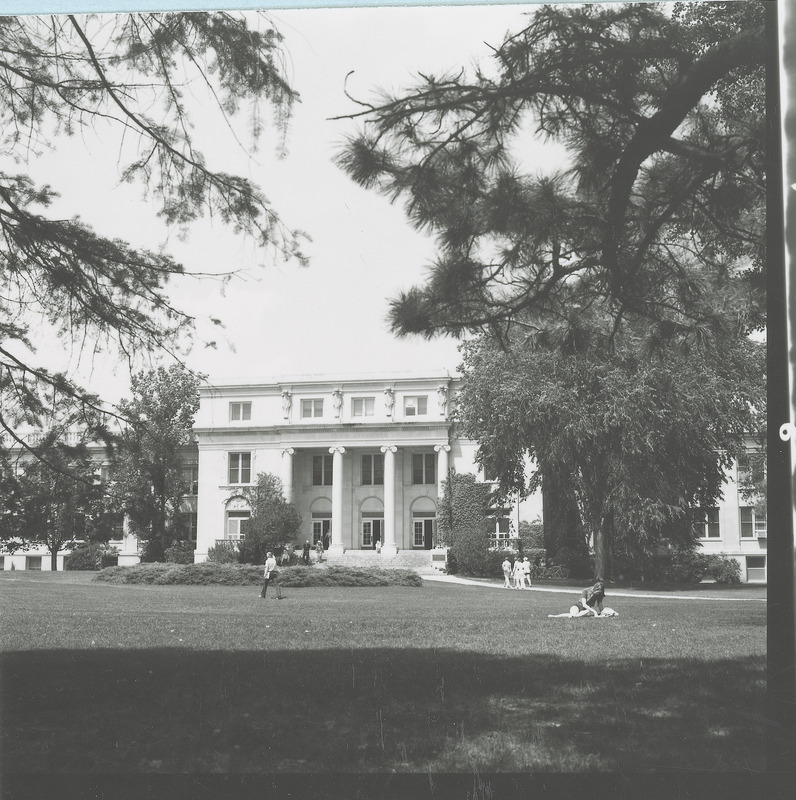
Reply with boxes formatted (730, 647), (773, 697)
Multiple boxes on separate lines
(434, 444), (451, 499)
(281, 447), (295, 504)
(329, 446), (346, 553)
(380, 445), (398, 555)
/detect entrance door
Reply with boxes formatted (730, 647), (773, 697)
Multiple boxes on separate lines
(363, 518), (383, 549)
(313, 519), (331, 549)
(413, 518), (434, 549)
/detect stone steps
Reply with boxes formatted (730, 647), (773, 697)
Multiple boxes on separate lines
(321, 549), (439, 572)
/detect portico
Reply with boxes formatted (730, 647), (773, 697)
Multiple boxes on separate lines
(192, 372), (468, 561)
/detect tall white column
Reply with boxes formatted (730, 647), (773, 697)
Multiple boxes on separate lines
(380, 445), (398, 555)
(329, 446), (346, 553)
(434, 444), (451, 498)
(281, 447), (295, 504)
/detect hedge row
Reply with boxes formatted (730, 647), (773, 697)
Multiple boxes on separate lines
(93, 562), (423, 587)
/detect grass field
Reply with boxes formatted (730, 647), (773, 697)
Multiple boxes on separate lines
(0, 572), (766, 777)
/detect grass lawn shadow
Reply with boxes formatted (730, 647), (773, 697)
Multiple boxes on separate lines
(2, 646), (765, 775)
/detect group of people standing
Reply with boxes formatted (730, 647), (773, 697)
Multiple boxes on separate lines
(502, 556), (532, 589)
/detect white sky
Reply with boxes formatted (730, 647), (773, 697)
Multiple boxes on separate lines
(10, 3), (566, 404)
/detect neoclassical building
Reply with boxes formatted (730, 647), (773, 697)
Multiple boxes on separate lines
(192, 371), (541, 562)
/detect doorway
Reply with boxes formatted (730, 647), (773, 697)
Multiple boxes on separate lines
(362, 518), (383, 549)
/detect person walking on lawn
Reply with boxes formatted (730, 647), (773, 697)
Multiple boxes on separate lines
(260, 551), (284, 600)
(513, 558), (524, 589)
(502, 557), (512, 588)
(522, 557), (532, 588)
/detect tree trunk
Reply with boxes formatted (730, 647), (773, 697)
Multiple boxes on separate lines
(542, 469), (587, 557)
(50, 548), (58, 572)
(594, 511), (613, 580)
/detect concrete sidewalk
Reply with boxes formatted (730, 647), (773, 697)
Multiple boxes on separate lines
(420, 572), (766, 602)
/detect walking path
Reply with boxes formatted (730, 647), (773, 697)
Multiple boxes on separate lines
(421, 572), (766, 602)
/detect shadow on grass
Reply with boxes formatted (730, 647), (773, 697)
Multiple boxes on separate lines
(1, 647), (765, 776)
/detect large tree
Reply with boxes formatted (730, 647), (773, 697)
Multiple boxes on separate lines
(237, 473), (302, 565)
(112, 363), (201, 561)
(337, 1), (767, 348)
(456, 332), (765, 580)
(0, 11), (304, 450)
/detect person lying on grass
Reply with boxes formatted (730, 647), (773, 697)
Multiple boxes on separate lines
(548, 605), (619, 618)
(579, 578), (606, 616)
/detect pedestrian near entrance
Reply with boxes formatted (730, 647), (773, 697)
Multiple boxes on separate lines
(522, 557), (532, 588)
(502, 557), (512, 588)
(512, 558), (524, 589)
(260, 551), (284, 600)
(302, 540), (311, 565)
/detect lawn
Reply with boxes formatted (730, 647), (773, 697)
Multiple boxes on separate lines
(0, 572), (766, 780)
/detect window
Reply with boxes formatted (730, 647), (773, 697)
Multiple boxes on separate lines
(226, 511), (250, 540)
(412, 453), (436, 485)
(27, 556), (42, 571)
(99, 464), (114, 485)
(746, 555), (766, 582)
(483, 462), (499, 482)
(362, 519), (383, 548)
(361, 454), (384, 486)
(312, 455), (334, 486)
(180, 465), (198, 495)
(737, 451), (765, 488)
(413, 517), (434, 548)
(696, 508), (720, 539)
(228, 452), (251, 484)
(301, 399), (324, 418)
(740, 507), (766, 539)
(404, 396), (428, 416)
(352, 397), (375, 417)
(229, 401), (252, 421)
(179, 513), (198, 542)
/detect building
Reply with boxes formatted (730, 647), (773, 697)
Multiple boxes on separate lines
(192, 371), (541, 565)
(0, 371), (767, 582)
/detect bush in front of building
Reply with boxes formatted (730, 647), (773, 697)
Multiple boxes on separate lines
(206, 541), (240, 564)
(93, 562), (423, 587)
(163, 540), (196, 564)
(279, 565), (423, 587)
(65, 543), (119, 571)
(703, 553), (742, 584)
(448, 548), (513, 578)
(438, 473), (493, 576)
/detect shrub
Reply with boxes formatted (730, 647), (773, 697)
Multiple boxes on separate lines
(163, 541), (196, 564)
(449, 548), (513, 579)
(65, 543), (119, 571)
(93, 562), (424, 587)
(206, 541), (240, 564)
(703, 554), (742, 584)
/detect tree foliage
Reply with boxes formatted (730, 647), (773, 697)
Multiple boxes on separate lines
(0, 11), (304, 446)
(0, 436), (119, 570)
(112, 363), (201, 561)
(237, 472), (302, 565)
(337, 1), (767, 349)
(456, 333), (765, 579)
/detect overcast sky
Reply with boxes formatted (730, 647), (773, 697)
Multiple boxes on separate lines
(6, 2), (566, 404)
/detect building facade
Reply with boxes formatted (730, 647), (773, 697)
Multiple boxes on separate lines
(192, 371), (542, 562)
(0, 372), (767, 583)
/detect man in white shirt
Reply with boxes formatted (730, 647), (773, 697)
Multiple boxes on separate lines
(260, 551), (284, 600)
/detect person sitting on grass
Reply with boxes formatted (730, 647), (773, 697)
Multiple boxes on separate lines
(260, 551), (284, 600)
(579, 578), (606, 616)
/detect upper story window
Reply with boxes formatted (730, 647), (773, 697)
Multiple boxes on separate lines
(737, 451), (765, 488)
(404, 396), (428, 417)
(228, 452), (252, 484)
(301, 399), (324, 419)
(229, 401), (251, 421)
(352, 397), (375, 417)
(412, 453), (436, 485)
(362, 453), (384, 485)
(696, 508), (720, 539)
(98, 464), (114, 485)
(740, 507), (766, 539)
(312, 454), (334, 486)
